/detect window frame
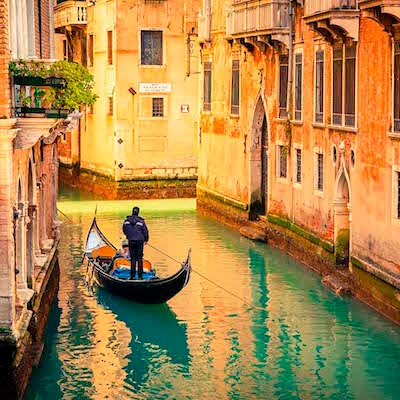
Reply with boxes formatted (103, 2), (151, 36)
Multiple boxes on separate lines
(314, 49), (325, 124)
(279, 54), (289, 119)
(88, 34), (94, 67)
(107, 96), (113, 117)
(293, 145), (302, 187)
(314, 148), (324, 195)
(203, 61), (212, 112)
(152, 97), (164, 117)
(107, 30), (113, 66)
(231, 59), (240, 115)
(140, 30), (163, 66)
(294, 51), (303, 121)
(277, 144), (288, 181)
(392, 165), (400, 225)
(394, 41), (400, 133)
(332, 42), (357, 128)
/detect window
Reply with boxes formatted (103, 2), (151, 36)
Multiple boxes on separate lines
(315, 50), (324, 123)
(295, 148), (301, 183)
(108, 97), (113, 116)
(279, 55), (288, 118)
(317, 153), (324, 191)
(203, 61), (212, 112)
(152, 98), (164, 117)
(333, 43), (356, 127)
(88, 34), (94, 66)
(63, 39), (67, 61)
(278, 145), (287, 178)
(107, 31), (113, 65)
(294, 53), (303, 121)
(231, 60), (240, 114)
(141, 31), (163, 65)
(88, 104), (94, 115)
(398, 172), (400, 218)
(394, 41), (400, 132)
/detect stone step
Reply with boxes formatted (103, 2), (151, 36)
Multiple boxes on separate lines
(322, 274), (351, 295)
(239, 225), (267, 242)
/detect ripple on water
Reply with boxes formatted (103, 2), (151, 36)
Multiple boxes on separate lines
(25, 198), (400, 400)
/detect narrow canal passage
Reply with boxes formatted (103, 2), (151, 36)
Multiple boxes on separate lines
(26, 195), (400, 399)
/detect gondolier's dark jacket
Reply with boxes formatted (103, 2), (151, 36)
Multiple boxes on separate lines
(123, 215), (149, 242)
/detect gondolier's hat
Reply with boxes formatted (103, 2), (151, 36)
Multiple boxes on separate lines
(132, 206), (140, 215)
(122, 239), (129, 247)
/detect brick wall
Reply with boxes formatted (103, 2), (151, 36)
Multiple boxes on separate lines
(0, 0), (11, 117)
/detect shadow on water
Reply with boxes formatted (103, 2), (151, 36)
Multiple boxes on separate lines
(95, 288), (190, 385)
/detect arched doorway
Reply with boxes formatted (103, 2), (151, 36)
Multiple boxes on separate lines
(249, 96), (268, 218)
(334, 142), (351, 267)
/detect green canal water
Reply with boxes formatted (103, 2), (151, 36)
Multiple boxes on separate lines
(25, 195), (400, 399)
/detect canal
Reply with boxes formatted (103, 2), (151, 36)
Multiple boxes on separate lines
(26, 194), (400, 399)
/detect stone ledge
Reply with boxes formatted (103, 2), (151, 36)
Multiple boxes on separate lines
(351, 256), (400, 290)
(267, 214), (334, 253)
(322, 274), (352, 295)
(239, 225), (267, 242)
(196, 184), (249, 211)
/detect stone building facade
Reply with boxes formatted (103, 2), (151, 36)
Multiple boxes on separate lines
(54, 0), (201, 199)
(197, 0), (400, 322)
(0, 1), (78, 398)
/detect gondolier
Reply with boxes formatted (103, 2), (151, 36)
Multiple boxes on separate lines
(123, 206), (149, 280)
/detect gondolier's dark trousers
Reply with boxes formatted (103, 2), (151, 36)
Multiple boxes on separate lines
(128, 240), (144, 279)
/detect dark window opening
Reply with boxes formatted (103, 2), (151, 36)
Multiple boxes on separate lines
(296, 148), (301, 183)
(294, 53), (303, 121)
(279, 146), (287, 178)
(279, 55), (289, 118)
(394, 41), (400, 132)
(88, 34), (94, 66)
(107, 31), (113, 65)
(141, 31), (163, 65)
(317, 153), (324, 191)
(152, 98), (164, 117)
(315, 50), (324, 123)
(108, 97), (113, 116)
(231, 60), (240, 115)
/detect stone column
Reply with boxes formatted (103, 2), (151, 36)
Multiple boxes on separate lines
(0, 119), (18, 331)
(26, 0), (36, 59)
(9, 0), (18, 59)
(48, 0), (55, 58)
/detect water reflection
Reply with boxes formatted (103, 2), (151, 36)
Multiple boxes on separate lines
(25, 198), (400, 399)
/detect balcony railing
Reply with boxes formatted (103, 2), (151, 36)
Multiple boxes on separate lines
(306, 0), (357, 16)
(54, 0), (87, 30)
(226, 0), (289, 38)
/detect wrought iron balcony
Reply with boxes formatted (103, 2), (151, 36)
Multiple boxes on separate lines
(54, 0), (87, 32)
(226, 0), (290, 47)
(304, 0), (360, 41)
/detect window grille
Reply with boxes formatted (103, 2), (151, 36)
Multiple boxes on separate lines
(107, 31), (113, 65)
(279, 146), (287, 178)
(394, 41), (400, 132)
(294, 53), (303, 121)
(141, 31), (163, 65)
(296, 148), (301, 183)
(152, 98), (164, 117)
(279, 55), (289, 118)
(203, 61), (212, 112)
(317, 153), (323, 191)
(315, 50), (324, 123)
(231, 60), (240, 115)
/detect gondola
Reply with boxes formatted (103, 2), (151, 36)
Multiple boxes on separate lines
(83, 216), (191, 304)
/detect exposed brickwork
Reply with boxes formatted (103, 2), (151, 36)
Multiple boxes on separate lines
(0, 0), (11, 117)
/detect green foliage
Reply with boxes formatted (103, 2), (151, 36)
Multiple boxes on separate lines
(9, 59), (98, 110)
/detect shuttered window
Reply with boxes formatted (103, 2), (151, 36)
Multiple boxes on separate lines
(88, 34), (94, 66)
(203, 61), (212, 112)
(231, 60), (240, 115)
(315, 50), (324, 123)
(317, 153), (324, 191)
(279, 55), (288, 118)
(296, 148), (302, 184)
(294, 53), (303, 121)
(394, 41), (400, 132)
(107, 31), (113, 65)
